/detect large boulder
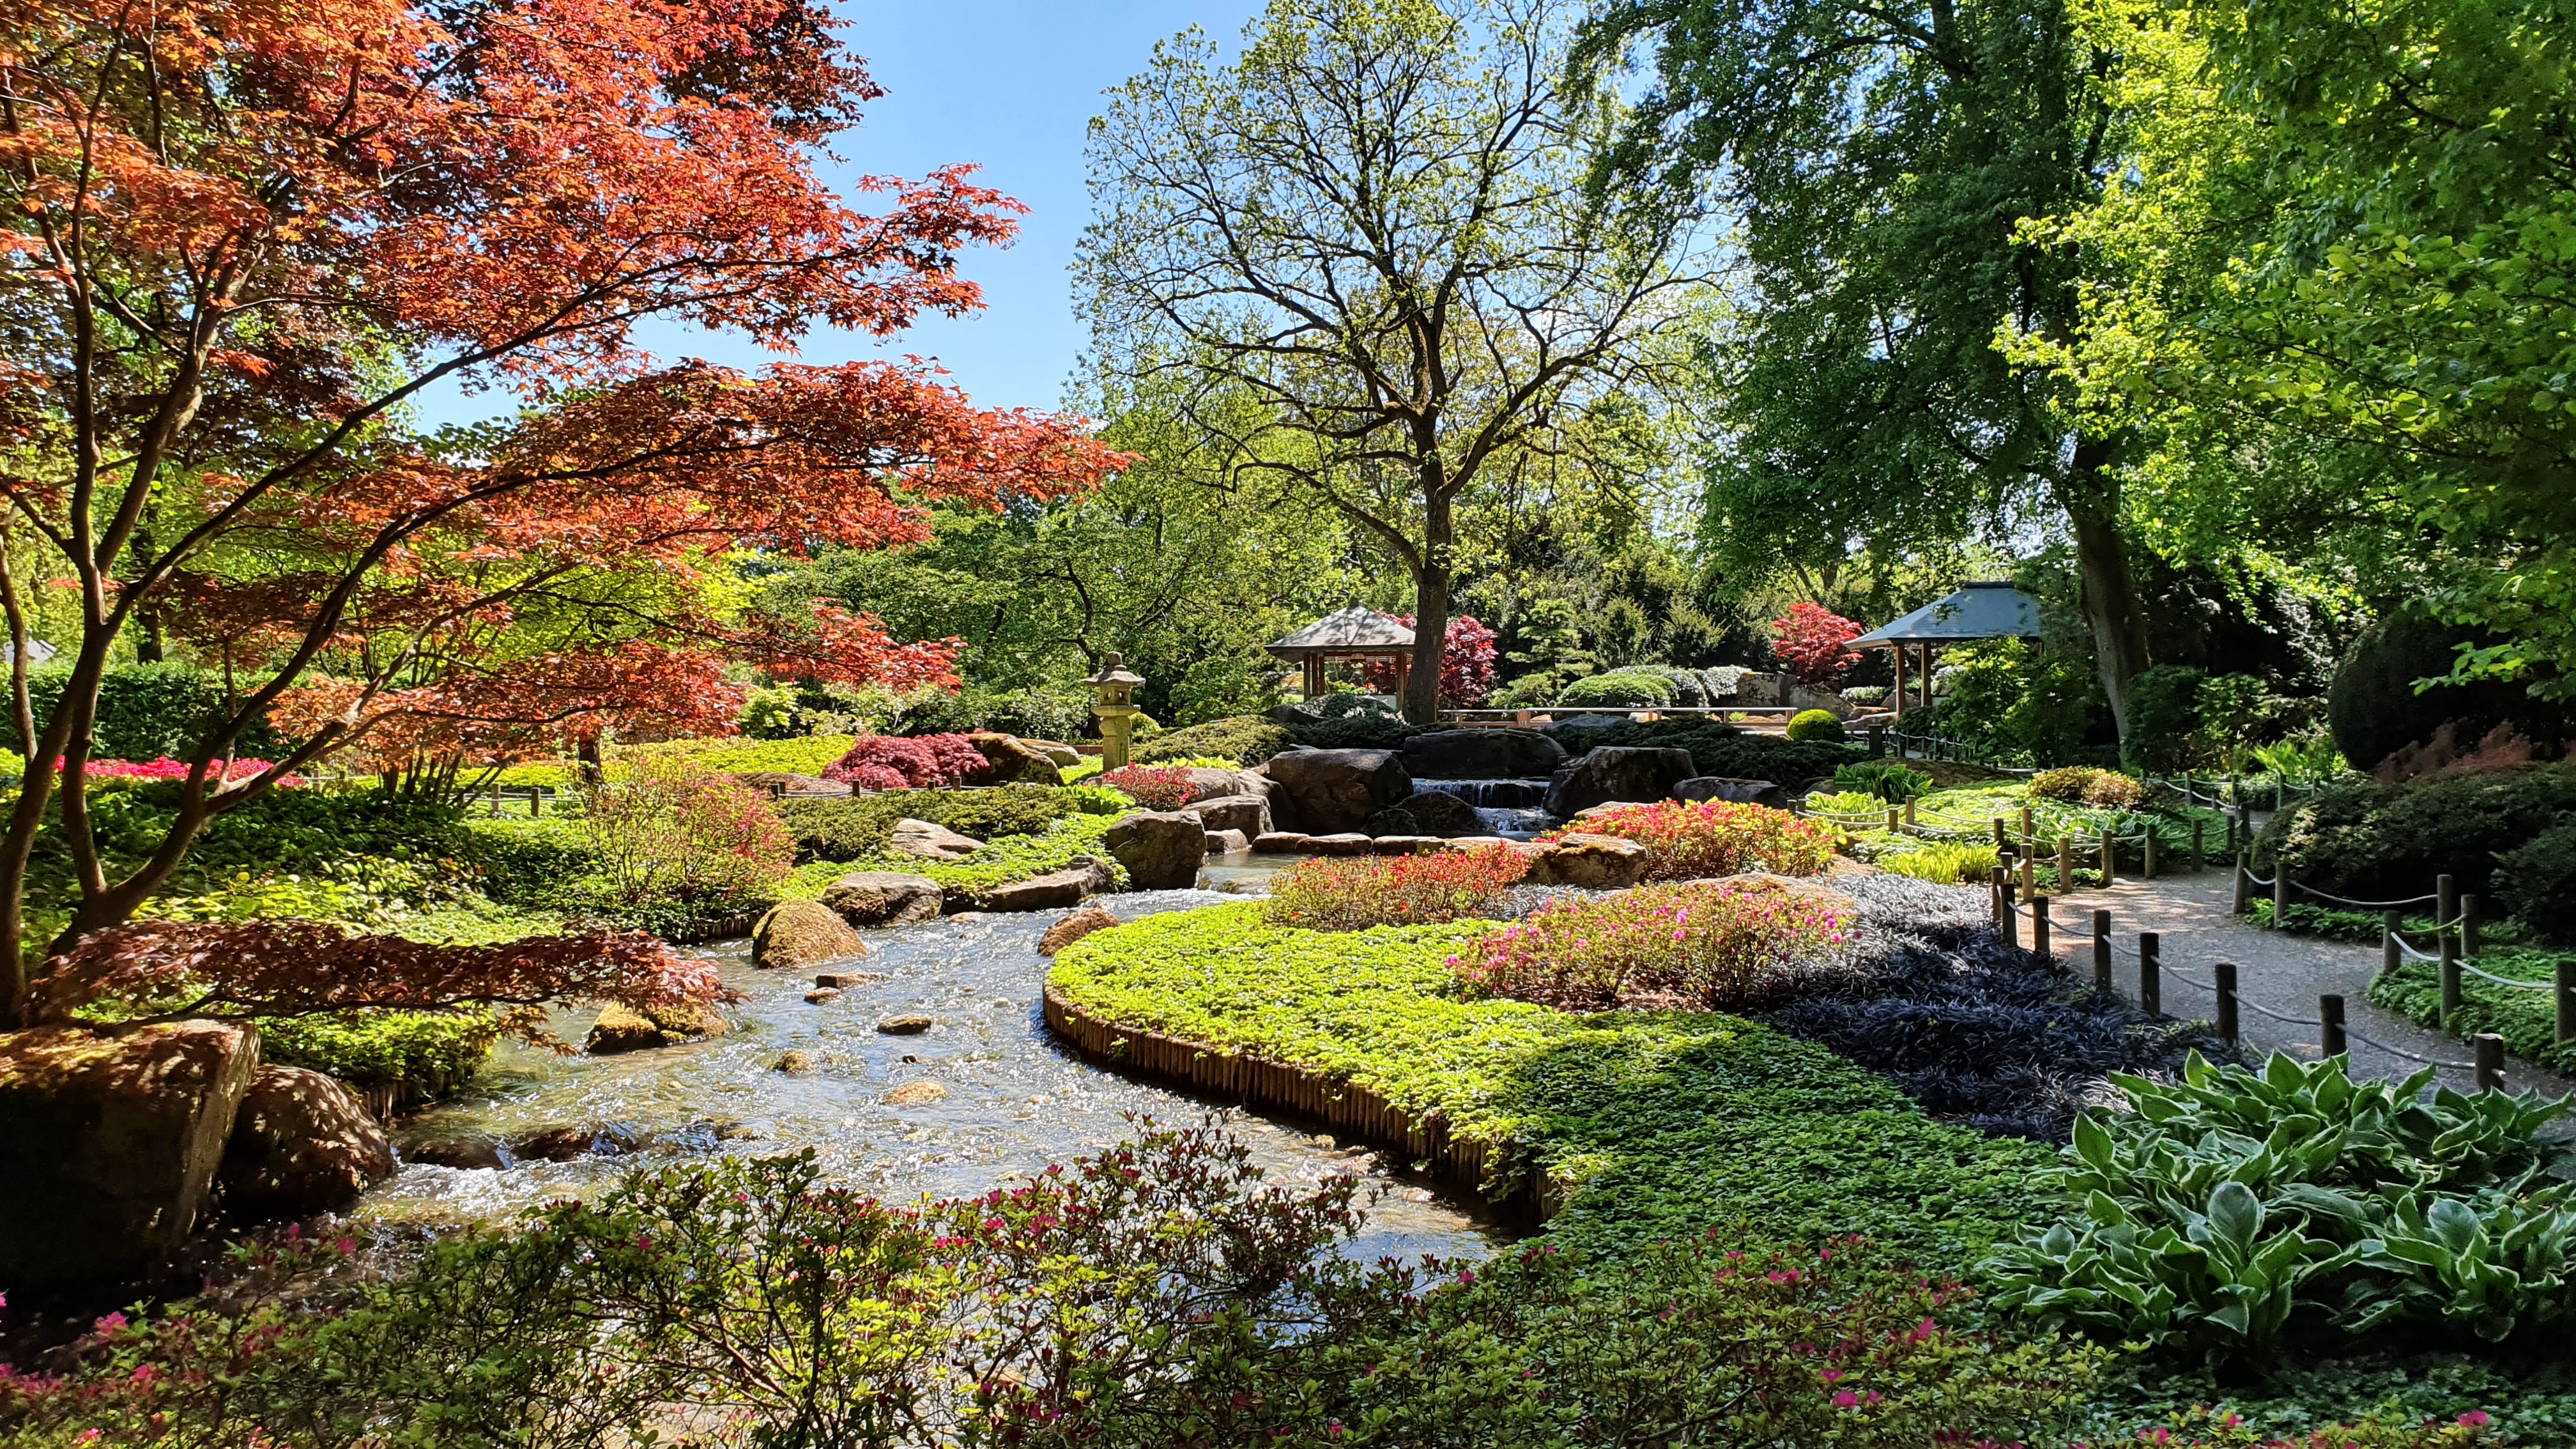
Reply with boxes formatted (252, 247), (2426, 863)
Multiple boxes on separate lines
(1183, 793), (1272, 838)
(0, 1021), (261, 1289)
(1264, 748), (1413, 834)
(1525, 832), (1650, 889)
(1388, 789), (1483, 837)
(1673, 776), (1790, 810)
(587, 1002), (730, 1054)
(1401, 729), (1567, 780)
(1181, 766), (1266, 803)
(889, 817), (985, 862)
(751, 899), (873, 969)
(218, 1065), (394, 1220)
(976, 858), (1117, 913)
(728, 770), (852, 798)
(1020, 739), (1084, 768)
(1542, 747), (1695, 816)
(822, 871), (946, 925)
(969, 732), (1067, 785)
(1105, 810), (1206, 890)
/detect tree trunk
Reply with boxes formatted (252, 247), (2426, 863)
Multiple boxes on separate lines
(1404, 492), (1455, 725)
(2059, 440), (2149, 740)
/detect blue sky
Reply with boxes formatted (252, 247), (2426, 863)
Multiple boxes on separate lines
(422, 1), (1262, 426)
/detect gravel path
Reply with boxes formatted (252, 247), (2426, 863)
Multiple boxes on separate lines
(2020, 867), (2574, 1096)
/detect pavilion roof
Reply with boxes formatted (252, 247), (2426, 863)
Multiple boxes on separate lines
(1850, 581), (2044, 646)
(1266, 606), (1415, 657)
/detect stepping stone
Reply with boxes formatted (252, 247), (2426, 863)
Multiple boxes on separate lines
(883, 1080), (947, 1106)
(876, 1014), (935, 1035)
(804, 988), (840, 1004)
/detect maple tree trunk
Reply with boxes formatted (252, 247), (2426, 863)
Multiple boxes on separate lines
(2059, 438), (2150, 741)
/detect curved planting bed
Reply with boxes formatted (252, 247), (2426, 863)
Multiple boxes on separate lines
(1045, 900), (2051, 1264)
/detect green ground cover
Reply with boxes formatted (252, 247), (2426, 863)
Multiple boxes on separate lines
(2372, 948), (2576, 1075)
(781, 809), (1130, 901)
(1048, 901), (2050, 1266)
(1811, 779), (2228, 887)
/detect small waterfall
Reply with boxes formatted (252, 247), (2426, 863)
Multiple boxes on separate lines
(1418, 778), (1550, 808)
(1473, 805), (1556, 838)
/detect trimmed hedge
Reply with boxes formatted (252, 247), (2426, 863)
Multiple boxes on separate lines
(2256, 762), (2576, 903)
(1132, 714), (1292, 766)
(1282, 713), (1427, 751)
(778, 783), (1103, 862)
(1049, 902), (2050, 1266)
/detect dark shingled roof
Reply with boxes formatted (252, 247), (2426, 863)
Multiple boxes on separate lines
(1850, 581), (2044, 645)
(1267, 606), (1416, 656)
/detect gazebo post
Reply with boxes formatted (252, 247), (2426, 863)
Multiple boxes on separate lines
(1892, 644), (1907, 722)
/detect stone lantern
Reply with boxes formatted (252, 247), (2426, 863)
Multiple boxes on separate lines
(1084, 650), (1147, 770)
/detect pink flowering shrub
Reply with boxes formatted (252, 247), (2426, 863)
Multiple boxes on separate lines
(822, 732), (992, 788)
(1455, 877), (1850, 1011)
(1099, 763), (1193, 811)
(1266, 843), (1530, 930)
(582, 755), (793, 902)
(1546, 798), (1837, 880)
(59, 756), (304, 786)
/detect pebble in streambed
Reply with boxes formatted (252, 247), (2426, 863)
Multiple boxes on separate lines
(367, 889), (1493, 1266)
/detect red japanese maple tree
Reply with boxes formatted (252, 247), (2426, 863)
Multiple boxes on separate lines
(0, 0), (1126, 1015)
(1771, 603), (1865, 689)
(1362, 614), (1499, 708)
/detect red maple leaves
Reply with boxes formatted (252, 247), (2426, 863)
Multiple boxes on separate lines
(1772, 603), (1864, 688)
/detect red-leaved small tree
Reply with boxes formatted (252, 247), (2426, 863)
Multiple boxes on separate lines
(822, 735), (993, 789)
(1772, 602), (1864, 688)
(1364, 614), (1500, 707)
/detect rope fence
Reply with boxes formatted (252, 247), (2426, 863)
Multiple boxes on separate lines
(1984, 870), (2537, 1089)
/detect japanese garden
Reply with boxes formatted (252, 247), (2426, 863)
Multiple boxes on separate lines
(6, 0), (2576, 1443)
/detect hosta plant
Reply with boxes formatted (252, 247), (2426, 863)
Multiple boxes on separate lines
(1986, 1052), (2576, 1367)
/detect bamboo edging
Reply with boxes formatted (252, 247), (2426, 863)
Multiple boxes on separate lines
(1040, 984), (1561, 1220)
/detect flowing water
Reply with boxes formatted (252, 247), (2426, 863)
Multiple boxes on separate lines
(362, 888), (1496, 1266)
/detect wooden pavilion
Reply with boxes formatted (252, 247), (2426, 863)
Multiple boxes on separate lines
(1266, 606), (1414, 702)
(1848, 581), (2045, 720)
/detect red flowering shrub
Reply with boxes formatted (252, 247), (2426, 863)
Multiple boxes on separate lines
(1265, 843), (1531, 930)
(1774, 601), (1864, 688)
(1100, 763), (1194, 811)
(1454, 878), (1850, 1010)
(1362, 613), (1500, 707)
(822, 733), (992, 788)
(1547, 799), (1837, 880)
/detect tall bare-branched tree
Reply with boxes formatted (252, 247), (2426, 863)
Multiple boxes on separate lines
(1077, 0), (1704, 723)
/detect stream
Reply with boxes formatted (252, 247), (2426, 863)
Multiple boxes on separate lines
(364, 885), (1499, 1266)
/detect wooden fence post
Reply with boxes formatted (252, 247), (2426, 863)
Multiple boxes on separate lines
(2143, 829), (2159, 880)
(2320, 994), (2346, 1055)
(2099, 824), (2117, 885)
(2092, 909), (2112, 995)
(2437, 873), (2458, 931)
(2461, 894), (2481, 959)
(2272, 868), (2288, 929)
(2139, 931), (2161, 1017)
(2191, 818), (2205, 873)
(2057, 835), (2072, 893)
(2382, 911), (2402, 978)
(2476, 1034), (2506, 1093)
(2214, 962), (2238, 1046)
(2440, 928), (2462, 1029)
(2232, 852), (2251, 915)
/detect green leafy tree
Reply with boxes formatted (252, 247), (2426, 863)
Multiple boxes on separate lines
(1078, 0), (1705, 723)
(1581, 0), (2161, 735)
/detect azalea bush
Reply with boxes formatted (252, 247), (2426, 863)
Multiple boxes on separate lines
(1455, 878), (1851, 1011)
(59, 756), (307, 787)
(1100, 763), (1195, 811)
(1266, 843), (1529, 930)
(1551, 798), (1836, 880)
(821, 733), (993, 790)
(581, 755), (793, 903)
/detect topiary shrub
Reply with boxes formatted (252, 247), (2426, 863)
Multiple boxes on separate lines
(2494, 822), (2576, 947)
(2255, 761), (2576, 903)
(1784, 708), (1844, 742)
(1132, 714), (1291, 766)
(2327, 607), (2573, 772)
(1558, 671), (1673, 709)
